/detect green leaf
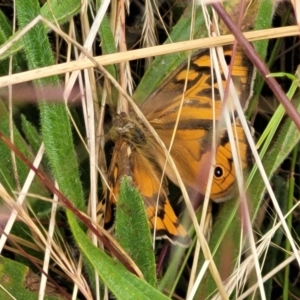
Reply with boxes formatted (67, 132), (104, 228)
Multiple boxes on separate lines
(68, 211), (170, 300)
(99, 14), (118, 68)
(261, 176), (287, 297)
(0, 114), (49, 203)
(0, 256), (64, 300)
(0, 0), (89, 61)
(248, 0), (278, 116)
(40, 0), (85, 25)
(115, 177), (157, 287)
(16, 0), (85, 211)
(21, 114), (43, 156)
(249, 94), (300, 211)
(99, 14), (119, 105)
(0, 10), (26, 73)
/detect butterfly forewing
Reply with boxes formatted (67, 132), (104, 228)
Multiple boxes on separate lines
(141, 47), (252, 118)
(140, 46), (253, 201)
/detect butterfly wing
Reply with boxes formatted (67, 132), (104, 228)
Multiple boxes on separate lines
(140, 47), (252, 119)
(141, 47), (253, 201)
(104, 138), (191, 246)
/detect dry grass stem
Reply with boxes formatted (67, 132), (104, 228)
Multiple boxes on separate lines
(0, 26), (299, 88)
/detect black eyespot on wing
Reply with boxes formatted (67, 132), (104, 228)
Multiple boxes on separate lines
(214, 166), (224, 178)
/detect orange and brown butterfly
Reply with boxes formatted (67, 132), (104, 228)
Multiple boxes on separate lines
(98, 45), (253, 247)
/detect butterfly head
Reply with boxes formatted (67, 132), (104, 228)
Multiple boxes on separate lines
(114, 112), (147, 146)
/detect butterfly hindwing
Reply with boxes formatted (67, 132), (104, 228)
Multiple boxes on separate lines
(104, 138), (191, 246)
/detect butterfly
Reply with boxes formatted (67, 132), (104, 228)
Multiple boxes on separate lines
(98, 46), (253, 247)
